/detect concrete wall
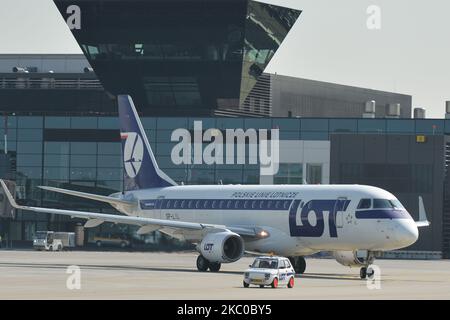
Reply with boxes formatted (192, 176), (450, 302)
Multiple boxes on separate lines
(271, 74), (412, 119)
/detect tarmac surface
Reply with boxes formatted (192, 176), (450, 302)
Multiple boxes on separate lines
(0, 250), (449, 300)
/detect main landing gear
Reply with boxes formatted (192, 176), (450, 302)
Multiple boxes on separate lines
(288, 256), (306, 274)
(196, 255), (222, 272)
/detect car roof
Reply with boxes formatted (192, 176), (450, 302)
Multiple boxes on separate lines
(255, 256), (286, 260)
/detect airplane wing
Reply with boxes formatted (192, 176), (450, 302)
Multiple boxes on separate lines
(1, 180), (258, 237)
(38, 185), (135, 208)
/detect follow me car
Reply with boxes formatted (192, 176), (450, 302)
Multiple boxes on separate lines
(243, 257), (295, 288)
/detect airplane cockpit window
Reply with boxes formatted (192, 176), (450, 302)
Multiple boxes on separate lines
(373, 199), (397, 209)
(390, 199), (405, 209)
(357, 198), (371, 209)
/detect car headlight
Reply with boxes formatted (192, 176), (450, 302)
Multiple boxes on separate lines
(265, 273), (271, 280)
(244, 272), (249, 278)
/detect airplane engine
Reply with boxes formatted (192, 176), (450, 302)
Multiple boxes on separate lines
(333, 250), (370, 267)
(199, 231), (245, 263)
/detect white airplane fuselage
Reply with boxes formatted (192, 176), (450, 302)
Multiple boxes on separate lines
(116, 184), (419, 256)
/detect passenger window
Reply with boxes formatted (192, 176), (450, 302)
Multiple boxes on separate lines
(357, 199), (371, 209)
(204, 200), (209, 209)
(283, 200), (290, 209)
(180, 200), (185, 208)
(166, 200), (171, 209)
(219, 200), (225, 209)
(285, 260), (291, 268)
(174, 200), (179, 209)
(275, 201), (281, 209)
(235, 201), (240, 209)
(260, 200), (265, 209)
(212, 200), (217, 209)
(188, 200), (194, 209)
(227, 200), (233, 209)
(279, 260), (286, 269)
(196, 200), (201, 209)
(244, 200), (249, 209)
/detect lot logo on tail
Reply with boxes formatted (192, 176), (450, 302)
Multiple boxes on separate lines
(122, 132), (144, 178)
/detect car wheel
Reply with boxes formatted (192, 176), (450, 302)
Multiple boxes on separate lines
(259, 285), (264, 288)
(271, 278), (278, 289)
(120, 241), (127, 248)
(243, 281), (249, 288)
(287, 277), (295, 288)
(57, 245), (62, 252)
(96, 241), (102, 247)
(49, 246), (53, 251)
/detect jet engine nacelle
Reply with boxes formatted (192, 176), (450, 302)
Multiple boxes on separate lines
(333, 250), (370, 267)
(199, 231), (245, 263)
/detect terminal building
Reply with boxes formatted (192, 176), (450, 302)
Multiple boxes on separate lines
(0, 0), (448, 259)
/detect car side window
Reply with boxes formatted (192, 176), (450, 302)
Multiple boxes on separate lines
(284, 260), (291, 268)
(279, 260), (285, 269)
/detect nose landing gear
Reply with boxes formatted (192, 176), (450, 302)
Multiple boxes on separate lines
(359, 251), (376, 279)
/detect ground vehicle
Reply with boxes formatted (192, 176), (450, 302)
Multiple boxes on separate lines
(92, 234), (131, 248)
(243, 256), (296, 288)
(33, 231), (75, 251)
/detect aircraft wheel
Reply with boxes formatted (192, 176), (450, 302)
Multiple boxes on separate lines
(196, 255), (210, 272)
(243, 281), (249, 288)
(360, 267), (367, 279)
(366, 266), (375, 279)
(289, 257), (306, 274)
(209, 262), (221, 272)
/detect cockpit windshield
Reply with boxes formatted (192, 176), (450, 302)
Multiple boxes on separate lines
(373, 199), (405, 209)
(251, 258), (278, 269)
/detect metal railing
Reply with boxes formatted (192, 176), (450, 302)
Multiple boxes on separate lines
(0, 78), (103, 90)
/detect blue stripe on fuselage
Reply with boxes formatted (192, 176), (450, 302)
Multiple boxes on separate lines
(355, 209), (409, 220)
(140, 199), (295, 211)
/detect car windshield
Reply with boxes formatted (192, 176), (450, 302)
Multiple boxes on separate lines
(252, 258), (278, 269)
(35, 232), (47, 240)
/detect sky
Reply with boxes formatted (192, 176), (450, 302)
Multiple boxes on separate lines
(0, 0), (449, 118)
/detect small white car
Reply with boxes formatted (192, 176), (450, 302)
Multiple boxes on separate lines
(243, 256), (296, 289)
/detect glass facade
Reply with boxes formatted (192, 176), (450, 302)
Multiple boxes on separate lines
(54, 0), (301, 116)
(0, 115), (448, 247)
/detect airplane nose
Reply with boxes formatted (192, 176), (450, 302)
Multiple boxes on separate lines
(396, 219), (419, 247)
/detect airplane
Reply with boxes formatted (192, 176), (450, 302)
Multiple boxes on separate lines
(0, 95), (430, 279)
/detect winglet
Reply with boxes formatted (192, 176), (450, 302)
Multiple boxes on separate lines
(0, 180), (23, 210)
(416, 196), (431, 227)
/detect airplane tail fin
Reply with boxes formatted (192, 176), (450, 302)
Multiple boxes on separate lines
(118, 95), (177, 191)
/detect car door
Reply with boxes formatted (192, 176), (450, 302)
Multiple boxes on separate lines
(278, 260), (288, 285)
